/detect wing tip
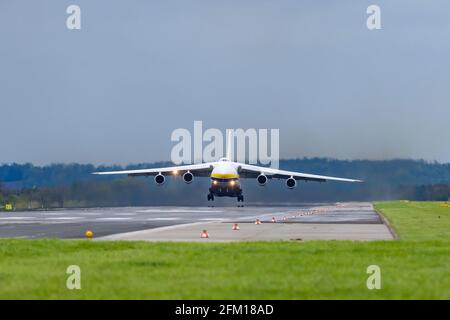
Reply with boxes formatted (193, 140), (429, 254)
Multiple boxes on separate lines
(92, 172), (109, 175)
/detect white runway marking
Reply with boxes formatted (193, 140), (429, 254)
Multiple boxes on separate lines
(47, 217), (80, 220)
(36, 212), (65, 216)
(78, 212), (103, 216)
(146, 217), (181, 221)
(0, 217), (35, 220)
(137, 209), (223, 213)
(95, 217), (132, 221)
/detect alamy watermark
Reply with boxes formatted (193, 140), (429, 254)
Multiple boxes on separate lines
(66, 265), (81, 290)
(366, 265), (381, 290)
(171, 121), (280, 169)
(66, 5), (81, 30)
(66, 5), (381, 31)
(367, 5), (381, 30)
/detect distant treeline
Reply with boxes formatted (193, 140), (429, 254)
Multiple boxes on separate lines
(0, 159), (449, 208)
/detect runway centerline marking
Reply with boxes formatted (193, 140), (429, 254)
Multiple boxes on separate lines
(137, 209), (224, 213)
(0, 217), (36, 220)
(95, 217), (132, 221)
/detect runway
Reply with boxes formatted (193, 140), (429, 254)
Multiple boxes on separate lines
(0, 202), (394, 240)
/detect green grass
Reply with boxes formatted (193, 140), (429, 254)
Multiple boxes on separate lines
(374, 201), (450, 240)
(0, 201), (449, 299)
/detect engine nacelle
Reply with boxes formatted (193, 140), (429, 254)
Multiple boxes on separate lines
(154, 173), (165, 185)
(183, 171), (194, 184)
(286, 177), (296, 189)
(257, 174), (268, 186)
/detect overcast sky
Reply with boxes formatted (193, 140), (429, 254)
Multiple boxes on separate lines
(1, 1), (449, 165)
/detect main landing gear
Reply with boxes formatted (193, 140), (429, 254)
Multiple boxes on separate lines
(206, 193), (244, 207)
(237, 194), (244, 207)
(207, 193), (215, 207)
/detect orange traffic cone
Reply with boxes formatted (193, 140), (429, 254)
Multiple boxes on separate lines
(255, 218), (262, 225)
(232, 223), (240, 230)
(271, 217), (276, 223)
(201, 229), (209, 238)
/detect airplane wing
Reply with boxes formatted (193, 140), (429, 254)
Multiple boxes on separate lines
(92, 163), (213, 177)
(236, 163), (362, 182)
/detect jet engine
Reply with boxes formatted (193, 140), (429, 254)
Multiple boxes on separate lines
(183, 171), (194, 184)
(154, 173), (165, 185)
(257, 174), (268, 186)
(286, 177), (296, 189)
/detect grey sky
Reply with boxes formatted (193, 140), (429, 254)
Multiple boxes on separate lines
(1, 1), (449, 165)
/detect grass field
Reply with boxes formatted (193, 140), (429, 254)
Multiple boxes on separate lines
(374, 201), (450, 240)
(0, 201), (449, 299)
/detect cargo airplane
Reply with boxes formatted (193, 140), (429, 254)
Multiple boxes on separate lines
(94, 136), (361, 204)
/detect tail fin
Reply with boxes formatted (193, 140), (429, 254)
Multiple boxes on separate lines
(226, 130), (232, 160)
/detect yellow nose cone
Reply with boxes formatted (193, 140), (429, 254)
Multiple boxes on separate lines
(85, 230), (93, 239)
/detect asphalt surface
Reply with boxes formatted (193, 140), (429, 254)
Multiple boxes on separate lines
(0, 203), (386, 239)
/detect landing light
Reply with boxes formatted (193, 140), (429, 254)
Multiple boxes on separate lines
(230, 180), (235, 186)
(173, 170), (178, 175)
(213, 180), (218, 185)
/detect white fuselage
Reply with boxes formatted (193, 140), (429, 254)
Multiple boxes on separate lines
(209, 159), (242, 197)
